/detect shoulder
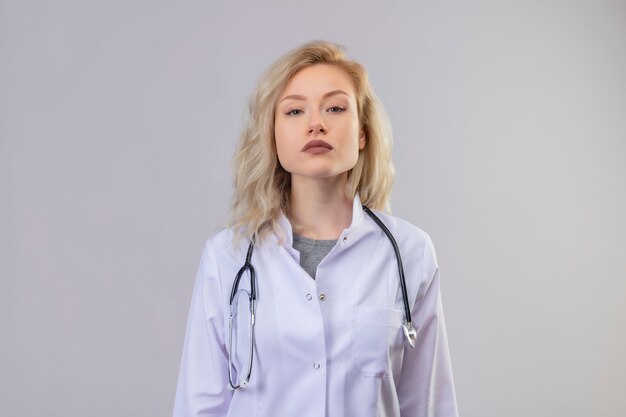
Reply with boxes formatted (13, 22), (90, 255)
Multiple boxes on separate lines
(363, 210), (440, 294)
(365, 210), (436, 259)
(200, 226), (249, 259)
(204, 226), (234, 249)
(199, 225), (278, 270)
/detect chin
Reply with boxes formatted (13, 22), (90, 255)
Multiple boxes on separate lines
(290, 168), (351, 181)
(285, 160), (356, 180)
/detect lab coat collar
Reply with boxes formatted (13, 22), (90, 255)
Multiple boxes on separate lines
(275, 193), (364, 252)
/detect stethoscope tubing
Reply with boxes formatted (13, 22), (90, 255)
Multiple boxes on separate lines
(228, 236), (257, 390)
(230, 238), (256, 304)
(227, 205), (416, 391)
(361, 205), (412, 327)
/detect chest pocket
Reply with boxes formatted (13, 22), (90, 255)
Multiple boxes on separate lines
(354, 306), (404, 378)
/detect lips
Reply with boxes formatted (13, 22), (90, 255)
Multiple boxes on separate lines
(301, 140), (333, 152)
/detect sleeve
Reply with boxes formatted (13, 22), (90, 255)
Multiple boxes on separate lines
(172, 238), (233, 417)
(398, 234), (459, 417)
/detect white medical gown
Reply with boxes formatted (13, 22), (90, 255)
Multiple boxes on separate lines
(173, 194), (459, 417)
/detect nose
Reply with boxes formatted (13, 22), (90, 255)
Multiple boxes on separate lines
(308, 111), (327, 135)
(309, 123), (326, 134)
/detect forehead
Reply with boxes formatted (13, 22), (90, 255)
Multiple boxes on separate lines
(281, 64), (355, 97)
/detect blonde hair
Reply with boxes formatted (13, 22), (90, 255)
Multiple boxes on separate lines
(229, 40), (395, 246)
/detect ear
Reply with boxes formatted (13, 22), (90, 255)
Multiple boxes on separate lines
(358, 128), (366, 150)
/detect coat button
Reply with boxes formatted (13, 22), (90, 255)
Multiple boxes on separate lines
(313, 363), (321, 369)
(319, 293), (326, 301)
(306, 293), (312, 301)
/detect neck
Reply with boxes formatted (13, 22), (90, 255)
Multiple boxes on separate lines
(287, 173), (354, 240)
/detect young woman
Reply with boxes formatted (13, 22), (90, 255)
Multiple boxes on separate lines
(173, 40), (459, 417)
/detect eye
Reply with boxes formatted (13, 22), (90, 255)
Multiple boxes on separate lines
(286, 108), (303, 116)
(328, 106), (347, 113)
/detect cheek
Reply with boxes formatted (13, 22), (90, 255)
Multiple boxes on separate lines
(274, 121), (284, 151)
(348, 130), (363, 164)
(274, 118), (290, 144)
(349, 146), (361, 166)
(275, 141), (288, 164)
(274, 126), (292, 168)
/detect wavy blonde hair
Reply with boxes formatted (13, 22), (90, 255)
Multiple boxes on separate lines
(229, 40), (395, 246)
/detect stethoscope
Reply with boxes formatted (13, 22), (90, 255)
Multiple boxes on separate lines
(227, 205), (417, 390)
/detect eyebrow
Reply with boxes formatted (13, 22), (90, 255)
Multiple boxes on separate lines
(279, 89), (350, 103)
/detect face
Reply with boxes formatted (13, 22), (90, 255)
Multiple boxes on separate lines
(274, 64), (365, 182)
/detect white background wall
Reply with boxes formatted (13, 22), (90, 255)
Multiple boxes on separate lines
(1, 1), (624, 416)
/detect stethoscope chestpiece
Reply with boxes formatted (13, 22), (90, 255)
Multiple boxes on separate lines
(403, 322), (418, 348)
